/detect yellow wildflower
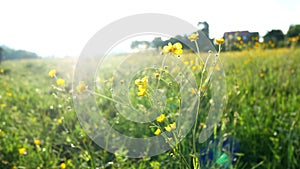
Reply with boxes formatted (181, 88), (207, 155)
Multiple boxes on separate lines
(170, 122), (176, 129)
(57, 119), (63, 124)
(237, 36), (242, 41)
(56, 78), (65, 86)
(162, 42), (173, 54)
(0, 69), (4, 73)
(156, 114), (166, 123)
(165, 122), (176, 132)
(60, 163), (66, 169)
(76, 81), (87, 93)
(215, 38), (224, 45)
(0, 103), (6, 109)
(34, 139), (41, 146)
(260, 73), (265, 78)
(18, 147), (26, 155)
(154, 128), (161, 135)
(137, 88), (146, 97)
(48, 69), (56, 77)
(12, 166), (17, 169)
(135, 76), (148, 97)
(188, 32), (199, 41)
(165, 125), (172, 132)
(6, 92), (12, 97)
(135, 77), (147, 86)
(162, 42), (183, 55)
(172, 42), (183, 55)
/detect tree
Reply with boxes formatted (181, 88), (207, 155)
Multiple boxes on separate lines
(151, 37), (164, 48)
(263, 30), (285, 48)
(286, 24), (300, 48)
(287, 24), (300, 38)
(0, 46), (39, 60)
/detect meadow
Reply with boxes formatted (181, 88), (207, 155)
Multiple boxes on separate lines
(0, 47), (299, 169)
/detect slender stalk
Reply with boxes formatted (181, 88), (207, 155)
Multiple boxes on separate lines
(88, 90), (128, 106)
(191, 43), (223, 169)
(191, 45), (211, 169)
(194, 40), (205, 66)
(155, 55), (167, 91)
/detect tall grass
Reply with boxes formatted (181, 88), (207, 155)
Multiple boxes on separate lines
(0, 48), (299, 168)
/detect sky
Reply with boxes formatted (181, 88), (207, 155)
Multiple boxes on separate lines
(0, 0), (299, 57)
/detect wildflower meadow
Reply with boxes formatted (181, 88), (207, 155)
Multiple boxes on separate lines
(0, 34), (300, 169)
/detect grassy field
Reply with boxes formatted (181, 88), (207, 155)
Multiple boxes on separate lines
(0, 47), (300, 169)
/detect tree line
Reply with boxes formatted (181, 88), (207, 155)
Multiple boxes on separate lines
(0, 46), (39, 64)
(130, 23), (300, 51)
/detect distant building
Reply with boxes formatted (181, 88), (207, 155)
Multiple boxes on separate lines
(223, 31), (259, 50)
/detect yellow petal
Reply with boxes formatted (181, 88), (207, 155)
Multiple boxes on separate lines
(215, 38), (224, 45)
(170, 122), (176, 129)
(173, 42), (182, 49)
(154, 128), (161, 135)
(18, 148), (26, 155)
(137, 89), (146, 97)
(163, 45), (172, 54)
(173, 49), (183, 55)
(156, 114), (166, 123)
(165, 125), (172, 132)
(48, 69), (56, 77)
(34, 139), (41, 146)
(56, 78), (65, 86)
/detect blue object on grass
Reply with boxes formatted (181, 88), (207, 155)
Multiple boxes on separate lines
(199, 136), (240, 169)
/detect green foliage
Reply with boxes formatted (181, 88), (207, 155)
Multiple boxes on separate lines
(287, 24), (300, 38)
(263, 30), (285, 48)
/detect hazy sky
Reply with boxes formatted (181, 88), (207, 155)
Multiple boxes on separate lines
(0, 0), (299, 57)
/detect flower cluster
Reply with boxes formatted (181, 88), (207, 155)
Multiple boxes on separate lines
(48, 69), (65, 86)
(154, 113), (176, 135)
(164, 122), (176, 132)
(134, 76), (148, 97)
(163, 42), (183, 55)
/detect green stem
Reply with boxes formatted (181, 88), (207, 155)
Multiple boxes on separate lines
(88, 90), (128, 107)
(191, 44), (223, 169)
(194, 40), (205, 66)
(155, 55), (167, 91)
